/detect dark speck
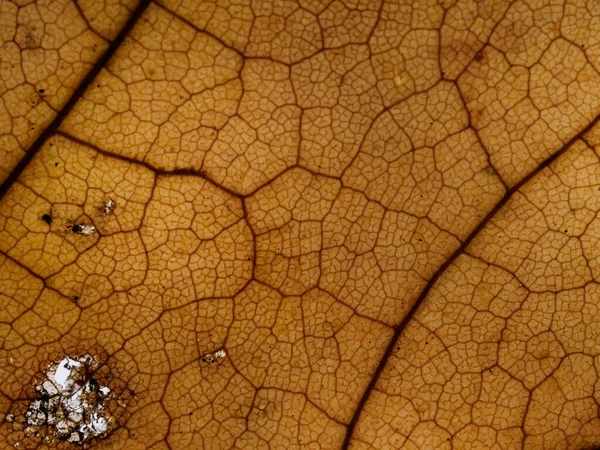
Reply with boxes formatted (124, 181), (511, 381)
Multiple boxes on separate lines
(38, 89), (45, 94)
(41, 214), (52, 224)
(72, 295), (79, 301)
(71, 224), (82, 233)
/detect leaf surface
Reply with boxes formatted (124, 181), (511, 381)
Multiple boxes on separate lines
(1, 0), (600, 449)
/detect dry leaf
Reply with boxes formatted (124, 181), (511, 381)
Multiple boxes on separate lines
(1, 0), (600, 449)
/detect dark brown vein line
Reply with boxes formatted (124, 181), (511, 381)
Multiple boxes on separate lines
(153, 1), (245, 58)
(0, 0), (153, 202)
(341, 110), (600, 449)
(55, 130), (245, 200)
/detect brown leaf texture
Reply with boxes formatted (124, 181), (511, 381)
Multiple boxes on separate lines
(1, 0), (600, 449)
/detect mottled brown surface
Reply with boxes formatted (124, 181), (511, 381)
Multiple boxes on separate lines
(1, 0), (600, 449)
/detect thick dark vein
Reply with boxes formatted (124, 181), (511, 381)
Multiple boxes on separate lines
(342, 110), (600, 449)
(0, 0), (153, 203)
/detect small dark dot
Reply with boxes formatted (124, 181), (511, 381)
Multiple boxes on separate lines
(41, 214), (52, 224)
(38, 89), (45, 93)
(55, 162), (59, 167)
(71, 224), (82, 233)
(72, 295), (79, 301)
(425, 341), (428, 345)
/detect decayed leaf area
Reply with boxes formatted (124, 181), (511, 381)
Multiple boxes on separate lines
(2, 0), (600, 448)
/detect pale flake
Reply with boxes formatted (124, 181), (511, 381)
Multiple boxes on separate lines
(69, 224), (96, 236)
(52, 356), (80, 388)
(201, 348), (227, 364)
(103, 198), (115, 214)
(24, 354), (113, 445)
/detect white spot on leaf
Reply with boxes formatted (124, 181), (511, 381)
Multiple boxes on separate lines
(201, 348), (227, 365)
(23, 354), (114, 445)
(69, 224), (96, 236)
(103, 198), (115, 214)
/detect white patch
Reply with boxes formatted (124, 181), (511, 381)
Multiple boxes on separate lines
(103, 198), (115, 214)
(52, 356), (80, 388)
(69, 224), (96, 236)
(24, 354), (113, 445)
(201, 348), (227, 364)
(79, 224), (96, 235)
